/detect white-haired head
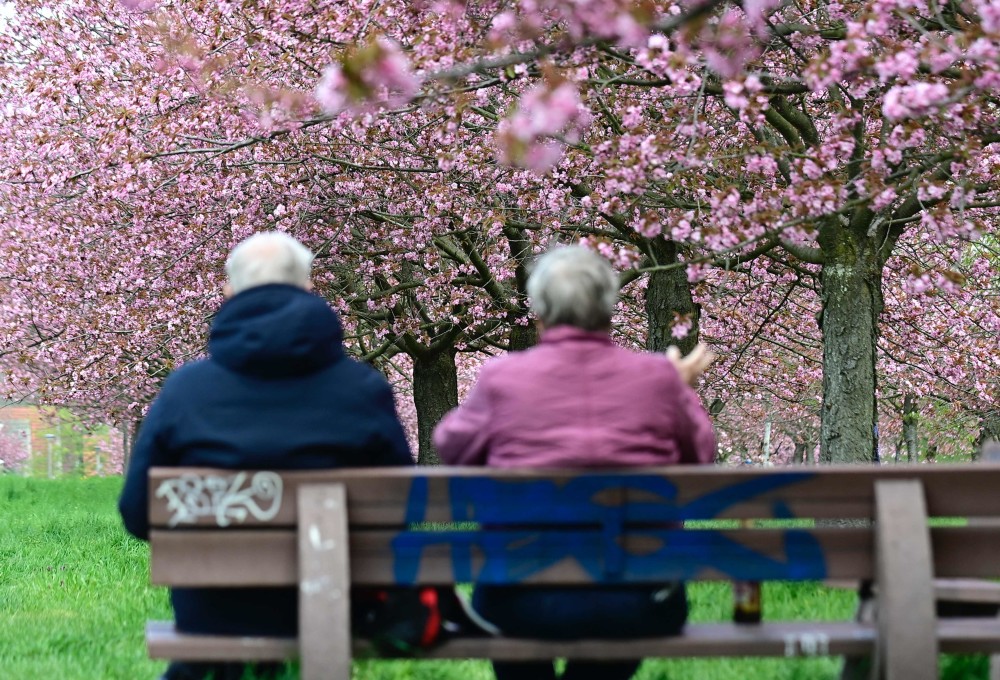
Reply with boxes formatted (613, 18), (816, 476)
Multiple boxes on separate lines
(527, 245), (619, 331)
(224, 232), (314, 295)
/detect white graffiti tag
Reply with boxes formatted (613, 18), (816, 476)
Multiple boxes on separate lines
(156, 472), (283, 527)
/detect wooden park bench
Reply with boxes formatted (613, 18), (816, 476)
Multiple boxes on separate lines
(143, 464), (1000, 680)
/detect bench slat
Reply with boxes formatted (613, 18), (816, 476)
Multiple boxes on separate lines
(151, 525), (1000, 587)
(144, 618), (1000, 662)
(298, 484), (351, 680)
(146, 620), (877, 660)
(147, 621), (296, 661)
(875, 480), (937, 679)
(151, 527), (875, 586)
(930, 579), (1000, 605)
(148, 464), (1000, 529)
(828, 579), (1000, 605)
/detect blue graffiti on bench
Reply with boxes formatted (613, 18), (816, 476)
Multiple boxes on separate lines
(390, 472), (825, 585)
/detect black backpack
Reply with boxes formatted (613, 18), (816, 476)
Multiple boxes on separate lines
(353, 586), (492, 657)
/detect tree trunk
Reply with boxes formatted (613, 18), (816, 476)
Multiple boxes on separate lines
(819, 248), (883, 464)
(793, 440), (806, 464)
(762, 419), (772, 465)
(412, 348), (458, 466)
(509, 323), (537, 351)
(506, 227), (538, 351)
(122, 418), (139, 474)
(975, 410), (1000, 461)
(645, 238), (699, 353)
(903, 393), (918, 463)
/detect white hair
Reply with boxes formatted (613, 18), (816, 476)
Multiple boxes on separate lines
(225, 231), (314, 294)
(527, 246), (619, 331)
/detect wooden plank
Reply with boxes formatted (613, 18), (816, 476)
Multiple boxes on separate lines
(382, 525), (869, 585)
(151, 525), (1000, 587)
(146, 620), (876, 660)
(152, 526), (876, 586)
(875, 480), (937, 680)
(827, 578), (1000, 605)
(937, 617), (1000, 654)
(411, 621), (878, 659)
(149, 464), (1000, 529)
(933, 579), (1000, 605)
(151, 530), (296, 586)
(930, 528), (1000, 578)
(148, 617), (1000, 661)
(297, 484), (351, 680)
(147, 621), (296, 661)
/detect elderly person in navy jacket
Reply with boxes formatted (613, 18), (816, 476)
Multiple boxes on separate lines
(119, 232), (412, 680)
(434, 245), (716, 680)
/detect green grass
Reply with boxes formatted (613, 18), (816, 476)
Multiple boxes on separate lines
(0, 476), (988, 679)
(0, 475), (169, 679)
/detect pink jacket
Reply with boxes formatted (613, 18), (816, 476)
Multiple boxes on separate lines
(434, 326), (717, 468)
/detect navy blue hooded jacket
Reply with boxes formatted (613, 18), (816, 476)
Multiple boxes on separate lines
(118, 284), (412, 635)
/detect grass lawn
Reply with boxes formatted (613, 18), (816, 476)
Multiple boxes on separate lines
(0, 475), (988, 679)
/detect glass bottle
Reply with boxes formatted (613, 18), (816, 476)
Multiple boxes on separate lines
(733, 579), (762, 623)
(733, 518), (762, 623)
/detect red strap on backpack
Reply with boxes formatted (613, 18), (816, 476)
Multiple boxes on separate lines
(419, 587), (442, 647)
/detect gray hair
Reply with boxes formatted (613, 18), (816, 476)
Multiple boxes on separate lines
(527, 246), (619, 331)
(225, 231), (314, 294)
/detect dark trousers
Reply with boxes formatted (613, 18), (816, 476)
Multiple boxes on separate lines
(161, 661), (285, 680)
(473, 583), (688, 680)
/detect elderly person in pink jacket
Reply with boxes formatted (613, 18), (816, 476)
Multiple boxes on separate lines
(434, 245), (717, 680)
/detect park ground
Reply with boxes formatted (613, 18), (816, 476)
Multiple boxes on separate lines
(0, 475), (989, 680)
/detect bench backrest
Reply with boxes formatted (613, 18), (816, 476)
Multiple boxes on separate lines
(147, 464), (1000, 589)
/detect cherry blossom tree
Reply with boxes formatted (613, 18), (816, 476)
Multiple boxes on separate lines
(0, 426), (29, 473)
(1, 0), (998, 466)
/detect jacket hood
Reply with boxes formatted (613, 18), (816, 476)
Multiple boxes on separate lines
(209, 284), (344, 378)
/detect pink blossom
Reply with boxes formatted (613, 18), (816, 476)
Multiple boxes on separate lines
(950, 186), (976, 208)
(929, 51), (956, 73)
(315, 64), (351, 115)
(671, 216), (694, 241)
(745, 154), (778, 175)
(371, 38), (421, 102)
(671, 316), (694, 339)
(612, 13), (650, 49)
(917, 184), (948, 202)
(511, 82), (586, 142)
(723, 80), (749, 110)
(875, 51), (920, 82)
(686, 263), (709, 282)
(314, 37), (421, 116)
(702, 10), (761, 79)
(635, 214), (662, 238)
(519, 141), (563, 173)
(802, 159), (824, 180)
(496, 80), (592, 172)
(872, 187), (897, 210)
(977, 0), (1000, 33)
(742, 0), (780, 31)
(883, 82), (951, 120)
(120, 0), (157, 11)
(904, 274), (934, 295)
